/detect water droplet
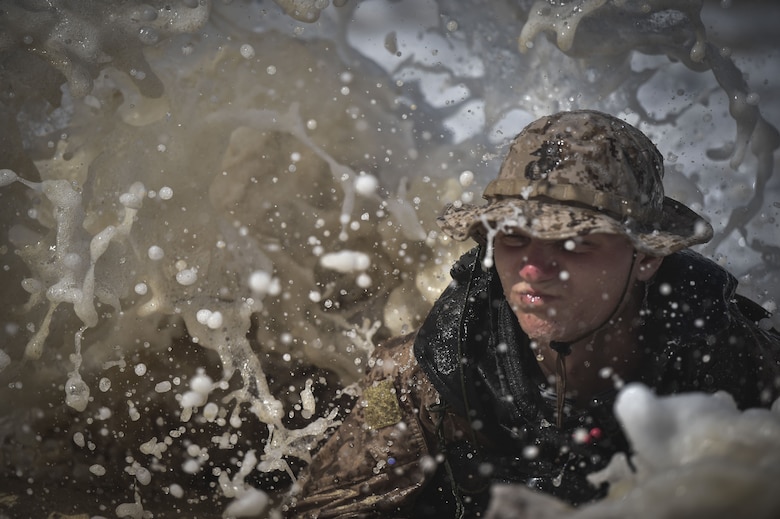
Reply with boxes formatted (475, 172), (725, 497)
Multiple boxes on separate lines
(240, 44), (256, 59)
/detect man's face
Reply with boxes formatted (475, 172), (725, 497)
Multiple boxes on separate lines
(493, 231), (657, 343)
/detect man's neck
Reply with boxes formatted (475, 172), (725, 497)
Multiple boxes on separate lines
(535, 307), (644, 403)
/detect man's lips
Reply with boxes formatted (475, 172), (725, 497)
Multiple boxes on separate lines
(513, 289), (558, 308)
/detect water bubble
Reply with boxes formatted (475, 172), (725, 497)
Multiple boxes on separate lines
(158, 186), (174, 200)
(196, 309), (212, 324)
(354, 174), (379, 196)
(190, 373), (213, 395)
(522, 445), (539, 459)
(65, 376), (90, 412)
(356, 273), (372, 288)
(176, 268), (198, 286)
(306, 119), (318, 130)
(206, 311), (223, 330)
(135, 466), (152, 485)
(240, 44), (256, 59)
(203, 402), (219, 421)
(419, 455), (437, 474)
(99, 377), (112, 392)
(134, 363), (147, 376)
(300, 379), (315, 419)
(169, 484), (184, 498)
(266, 65), (277, 75)
(73, 432), (86, 447)
(469, 462), (491, 479)
(0, 169), (18, 187)
(459, 170), (474, 186)
(182, 459), (200, 474)
(147, 245), (164, 260)
(119, 183), (146, 208)
(134, 282), (148, 295)
(128, 403), (141, 422)
(249, 270), (274, 294)
(559, 270), (570, 281)
(181, 390), (207, 408)
(572, 427), (590, 443)
(659, 283), (672, 296)
(599, 366), (614, 379)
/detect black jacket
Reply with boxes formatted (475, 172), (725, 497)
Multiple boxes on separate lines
(413, 247), (780, 515)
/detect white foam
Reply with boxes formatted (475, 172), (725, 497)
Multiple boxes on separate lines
(320, 250), (371, 273)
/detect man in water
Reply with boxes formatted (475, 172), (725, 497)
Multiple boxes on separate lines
(287, 110), (780, 518)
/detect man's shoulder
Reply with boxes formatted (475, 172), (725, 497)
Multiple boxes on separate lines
(655, 249), (776, 330)
(368, 331), (419, 376)
(649, 250), (736, 335)
(366, 330), (438, 401)
(648, 250), (780, 407)
(657, 250), (736, 291)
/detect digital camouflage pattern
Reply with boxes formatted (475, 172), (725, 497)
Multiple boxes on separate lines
(287, 333), (438, 518)
(438, 110), (714, 255)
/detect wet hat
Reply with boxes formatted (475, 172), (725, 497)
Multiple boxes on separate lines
(438, 110), (713, 255)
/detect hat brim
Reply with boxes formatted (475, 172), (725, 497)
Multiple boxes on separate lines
(437, 198), (713, 256)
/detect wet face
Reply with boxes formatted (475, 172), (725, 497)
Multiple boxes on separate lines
(493, 231), (662, 343)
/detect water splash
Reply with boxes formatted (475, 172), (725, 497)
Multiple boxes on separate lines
(0, 0), (777, 517)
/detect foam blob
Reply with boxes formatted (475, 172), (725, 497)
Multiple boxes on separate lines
(320, 250), (371, 273)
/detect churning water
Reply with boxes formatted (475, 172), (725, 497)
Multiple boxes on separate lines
(0, 1), (779, 517)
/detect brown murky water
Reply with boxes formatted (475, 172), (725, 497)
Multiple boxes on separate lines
(1, 1), (779, 517)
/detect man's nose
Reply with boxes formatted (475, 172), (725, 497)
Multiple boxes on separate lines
(518, 245), (558, 282)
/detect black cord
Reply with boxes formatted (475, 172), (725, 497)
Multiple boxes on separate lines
(549, 250), (638, 428)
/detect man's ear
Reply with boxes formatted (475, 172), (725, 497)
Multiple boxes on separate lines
(636, 254), (663, 282)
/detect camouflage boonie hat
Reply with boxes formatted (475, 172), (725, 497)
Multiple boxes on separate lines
(438, 110), (713, 255)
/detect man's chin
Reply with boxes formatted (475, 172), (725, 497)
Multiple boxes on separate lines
(517, 318), (562, 344)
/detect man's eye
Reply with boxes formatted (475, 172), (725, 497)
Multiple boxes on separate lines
(500, 234), (528, 247)
(561, 238), (591, 252)
(562, 239), (579, 251)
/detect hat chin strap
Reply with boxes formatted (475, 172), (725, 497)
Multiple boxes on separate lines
(549, 251), (638, 428)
